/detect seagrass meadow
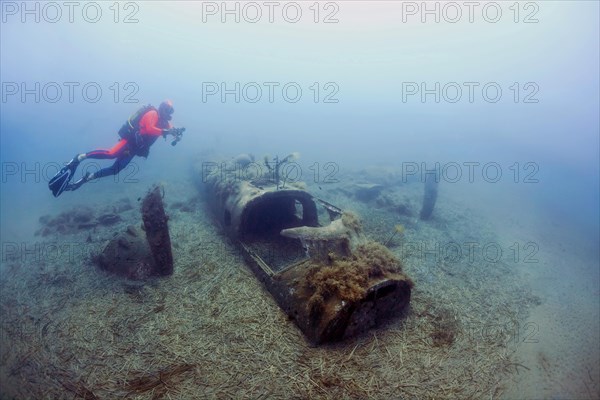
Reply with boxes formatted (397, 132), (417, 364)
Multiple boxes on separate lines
(0, 171), (554, 399)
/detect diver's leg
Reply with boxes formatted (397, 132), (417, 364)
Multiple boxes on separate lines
(91, 154), (134, 179)
(63, 139), (126, 179)
(66, 154), (133, 191)
(83, 139), (128, 160)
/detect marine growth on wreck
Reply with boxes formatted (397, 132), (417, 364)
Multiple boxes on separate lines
(197, 154), (413, 343)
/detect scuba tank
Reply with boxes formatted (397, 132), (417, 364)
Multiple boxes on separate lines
(118, 104), (156, 142)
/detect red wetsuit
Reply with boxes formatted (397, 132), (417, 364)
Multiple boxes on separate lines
(85, 109), (171, 178)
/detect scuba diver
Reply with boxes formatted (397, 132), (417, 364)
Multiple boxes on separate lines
(48, 100), (185, 197)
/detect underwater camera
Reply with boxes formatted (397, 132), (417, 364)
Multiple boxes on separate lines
(171, 127), (185, 146)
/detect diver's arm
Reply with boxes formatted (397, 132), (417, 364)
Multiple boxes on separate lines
(138, 110), (164, 137)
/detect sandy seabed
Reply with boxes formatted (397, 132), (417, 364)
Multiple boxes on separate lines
(0, 171), (597, 399)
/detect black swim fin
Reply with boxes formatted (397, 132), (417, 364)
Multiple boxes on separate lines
(65, 172), (92, 193)
(48, 157), (80, 197)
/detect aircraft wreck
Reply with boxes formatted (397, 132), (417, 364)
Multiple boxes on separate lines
(197, 155), (413, 344)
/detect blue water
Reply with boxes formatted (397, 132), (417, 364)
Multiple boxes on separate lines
(2, 3), (598, 240)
